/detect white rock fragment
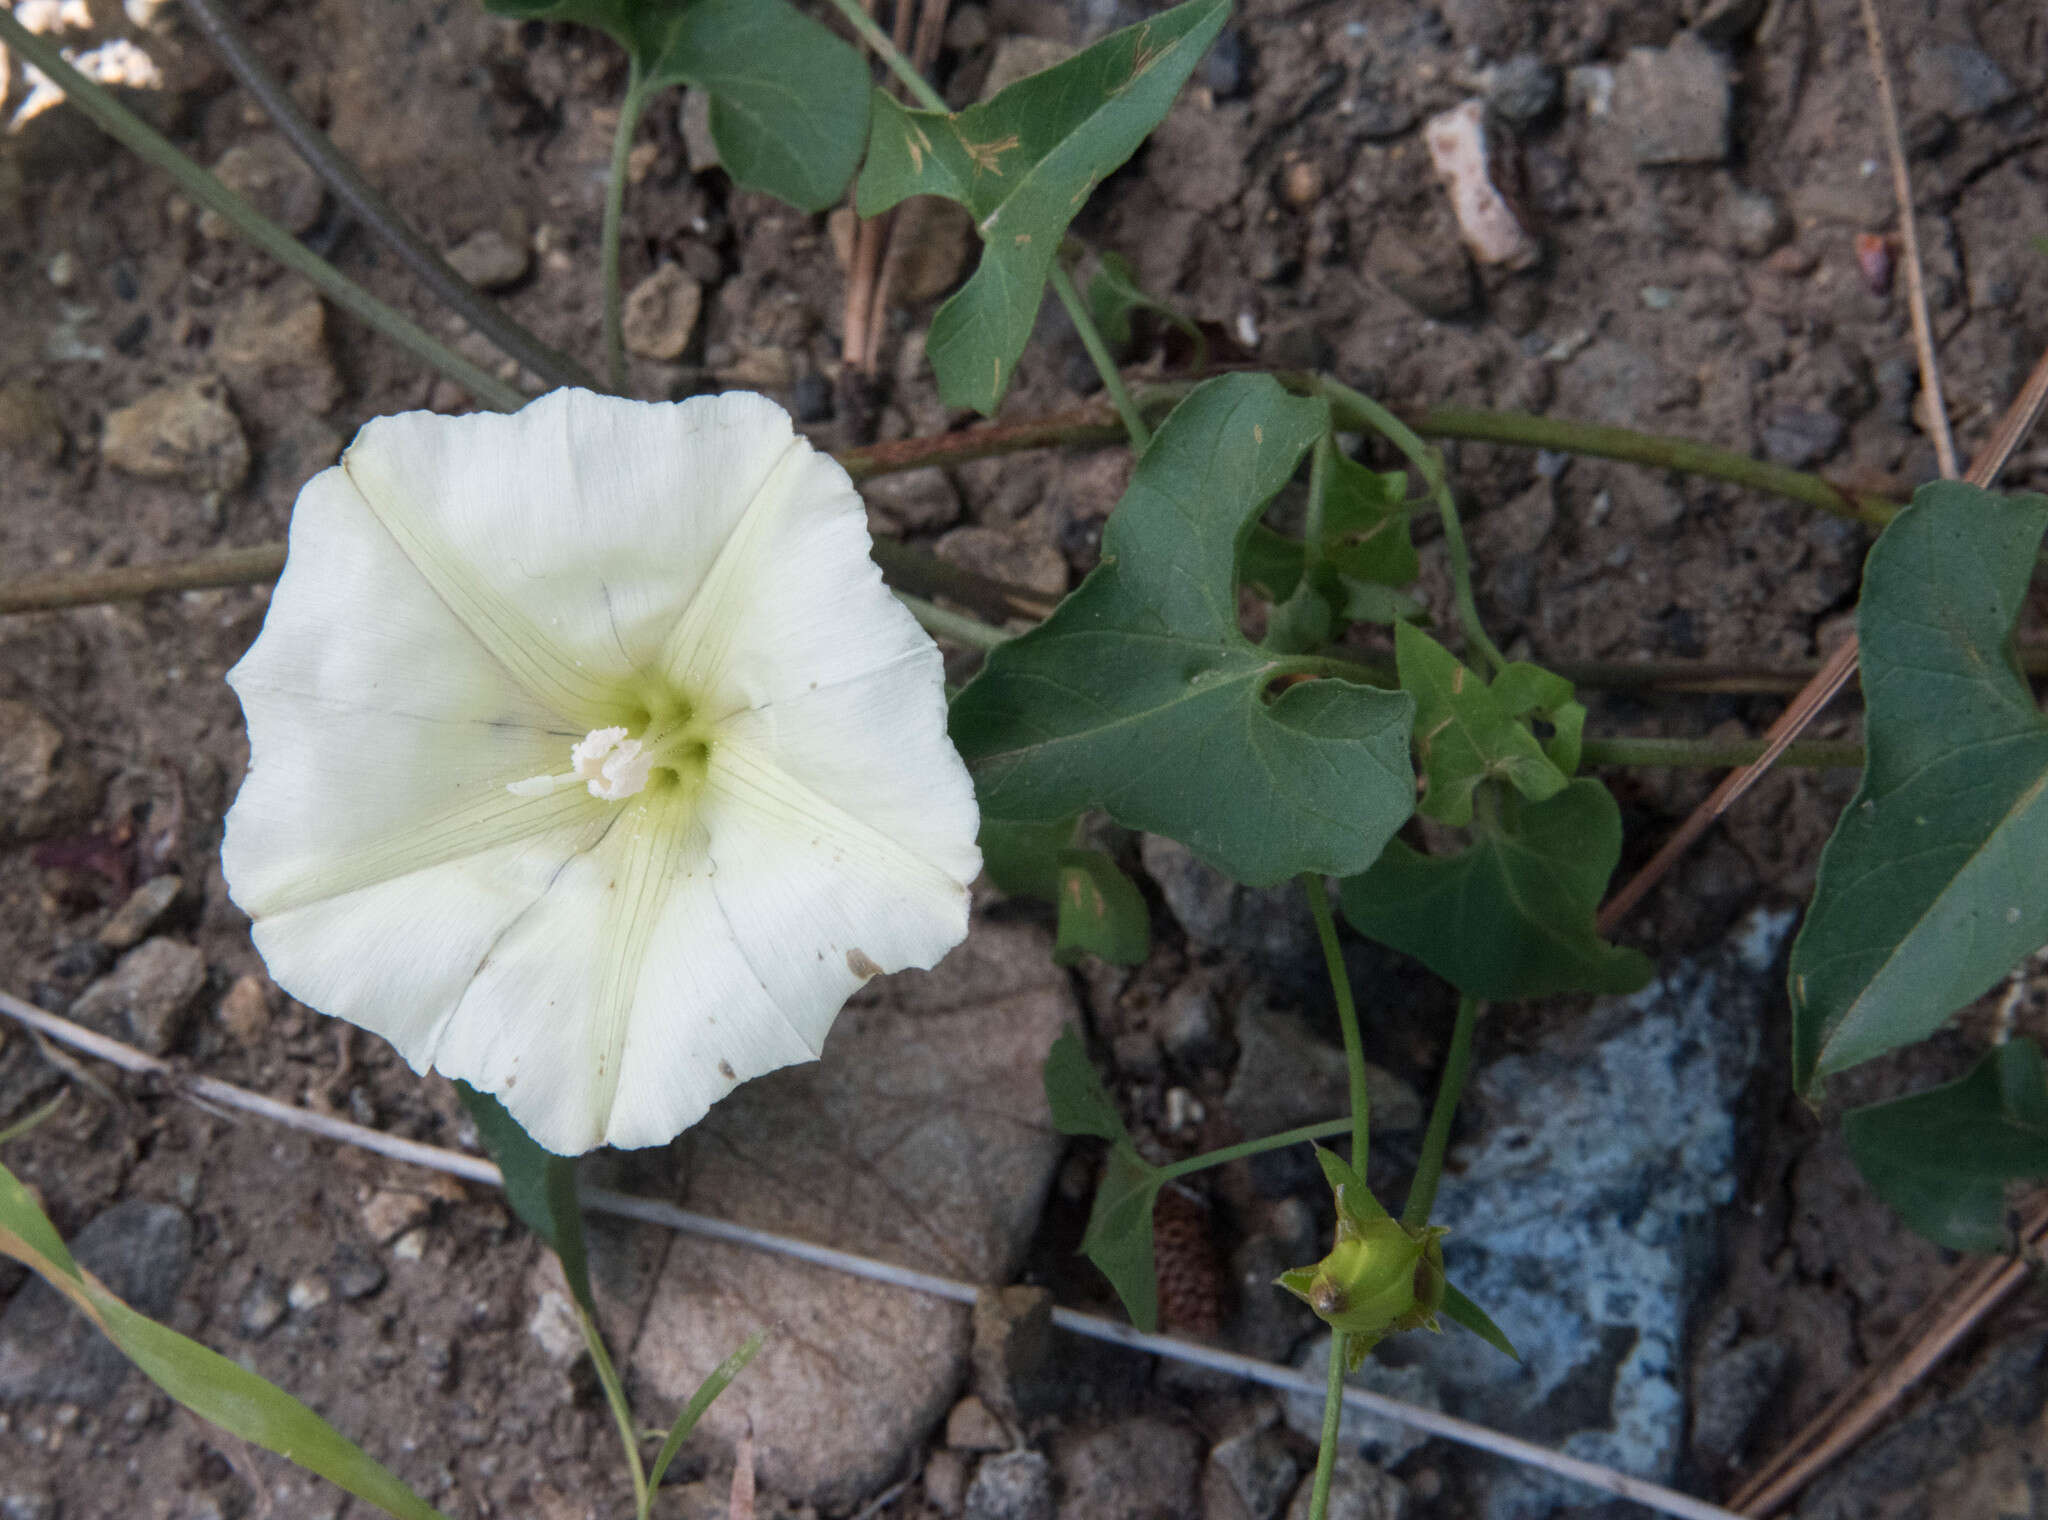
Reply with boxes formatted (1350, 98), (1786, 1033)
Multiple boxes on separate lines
(1423, 100), (1540, 271)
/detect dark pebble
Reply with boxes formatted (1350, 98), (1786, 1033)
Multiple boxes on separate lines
(236, 1273), (288, 1340)
(791, 372), (833, 423)
(331, 1247), (388, 1302)
(51, 940), (115, 980)
(1759, 405), (1845, 469)
(112, 315), (150, 356)
(1205, 27), (1251, 100)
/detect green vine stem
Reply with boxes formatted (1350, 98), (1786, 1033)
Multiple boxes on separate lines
(601, 67), (656, 394)
(1313, 378), (1507, 675)
(1051, 264), (1152, 452)
(822, 0), (951, 113)
(575, 1298), (649, 1517)
(1402, 995), (1481, 1229)
(894, 592), (1012, 652)
(1301, 874), (1371, 1170)
(180, 0), (602, 394)
(1160, 1118), (1353, 1181)
(1307, 1335), (1348, 1520)
(0, 11), (526, 415)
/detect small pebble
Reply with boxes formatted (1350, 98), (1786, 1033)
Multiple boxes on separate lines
(331, 1249), (387, 1302)
(237, 1274), (287, 1339)
(1279, 158), (1323, 209)
(286, 1274), (330, 1314)
(96, 875), (181, 951)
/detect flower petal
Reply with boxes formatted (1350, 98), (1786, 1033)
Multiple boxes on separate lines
(224, 461), (605, 918)
(341, 389), (806, 710)
(659, 439), (981, 888)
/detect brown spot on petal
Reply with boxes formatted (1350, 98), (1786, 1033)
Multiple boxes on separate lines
(718, 1060), (736, 1081)
(847, 949), (884, 980)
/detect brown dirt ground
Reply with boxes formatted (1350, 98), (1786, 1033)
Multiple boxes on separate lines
(3, 0), (2048, 1517)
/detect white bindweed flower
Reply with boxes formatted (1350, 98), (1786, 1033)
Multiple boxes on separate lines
(223, 390), (980, 1154)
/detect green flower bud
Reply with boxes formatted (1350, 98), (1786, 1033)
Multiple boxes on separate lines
(1278, 1217), (1448, 1350)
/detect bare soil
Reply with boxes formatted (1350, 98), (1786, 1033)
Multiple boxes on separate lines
(3, 1), (2047, 1518)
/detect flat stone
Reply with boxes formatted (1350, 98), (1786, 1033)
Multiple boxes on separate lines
(1759, 404), (1846, 469)
(101, 378), (249, 494)
(359, 1187), (433, 1245)
(1615, 34), (1731, 165)
(1912, 44), (2016, 120)
(629, 919), (1076, 1507)
(945, 1395), (1009, 1452)
(1367, 229), (1475, 320)
(445, 227), (530, 291)
(213, 282), (341, 415)
(934, 525), (1068, 599)
(866, 467), (962, 535)
(1211, 1424), (1302, 1520)
(980, 36), (1073, 100)
(70, 937), (208, 1054)
(1052, 1416), (1202, 1520)
(1224, 1000), (1422, 1138)
(972, 1284), (1055, 1421)
(0, 700), (91, 844)
(200, 135), (323, 239)
(0, 1201), (192, 1404)
(621, 263), (703, 361)
(96, 875), (182, 951)
(236, 1272), (288, 1340)
(0, 380), (65, 463)
(964, 1451), (1053, 1520)
(216, 973), (276, 1043)
(1282, 1454), (1408, 1520)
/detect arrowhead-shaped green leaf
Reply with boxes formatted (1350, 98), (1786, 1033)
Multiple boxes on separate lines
(1080, 1144), (1168, 1330)
(1398, 624), (1569, 827)
(1043, 1024), (1130, 1142)
(485, 0), (868, 211)
(1790, 482), (2048, 1090)
(1341, 779), (1653, 1000)
(1054, 849), (1152, 966)
(1442, 1282), (1519, 1361)
(1322, 451), (1417, 587)
(855, 0), (1230, 411)
(951, 375), (1416, 887)
(1844, 1038), (2048, 1252)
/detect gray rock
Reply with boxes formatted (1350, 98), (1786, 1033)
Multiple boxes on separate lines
(1160, 977), (1226, 1069)
(1225, 1001), (1422, 1139)
(1912, 44), (2016, 119)
(1615, 35), (1731, 165)
(0, 1201), (192, 1404)
(1299, 909), (1793, 1520)
(1486, 54), (1558, 125)
(1759, 405), (1846, 469)
(973, 1285), (1056, 1421)
(1137, 837), (1320, 974)
(330, 1247), (388, 1303)
(629, 920), (1076, 1507)
(1796, 1328), (2048, 1520)
(1367, 229), (1476, 320)
(1211, 1424), (1302, 1520)
(0, 701), (92, 844)
(622, 264), (703, 362)
(1721, 187), (1790, 257)
(1283, 1454), (1407, 1520)
(966, 1451), (1054, 1520)
(236, 1272), (288, 1340)
(935, 526), (1069, 599)
(1053, 1416), (1201, 1520)
(677, 89), (719, 172)
(97, 875), (182, 951)
(70, 937), (208, 1054)
(1690, 1336), (1790, 1469)
(213, 282), (342, 416)
(445, 227), (530, 291)
(946, 1395), (1010, 1452)
(200, 135), (323, 239)
(866, 468), (963, 535)
(101, 378), (250, 494)
(0, 1485), (58, 1520)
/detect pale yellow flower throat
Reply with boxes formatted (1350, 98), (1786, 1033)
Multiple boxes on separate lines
(507, 698), (714, 804)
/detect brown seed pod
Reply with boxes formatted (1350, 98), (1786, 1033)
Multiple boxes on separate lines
(1153, 1183), (1227, 1336)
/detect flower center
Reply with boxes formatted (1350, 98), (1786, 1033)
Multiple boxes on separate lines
(507, 702), (714, 803)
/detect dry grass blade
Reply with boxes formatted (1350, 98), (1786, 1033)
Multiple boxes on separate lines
(1731, 1189), (2048, 1515)
(0, 989), (1744, 1520)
